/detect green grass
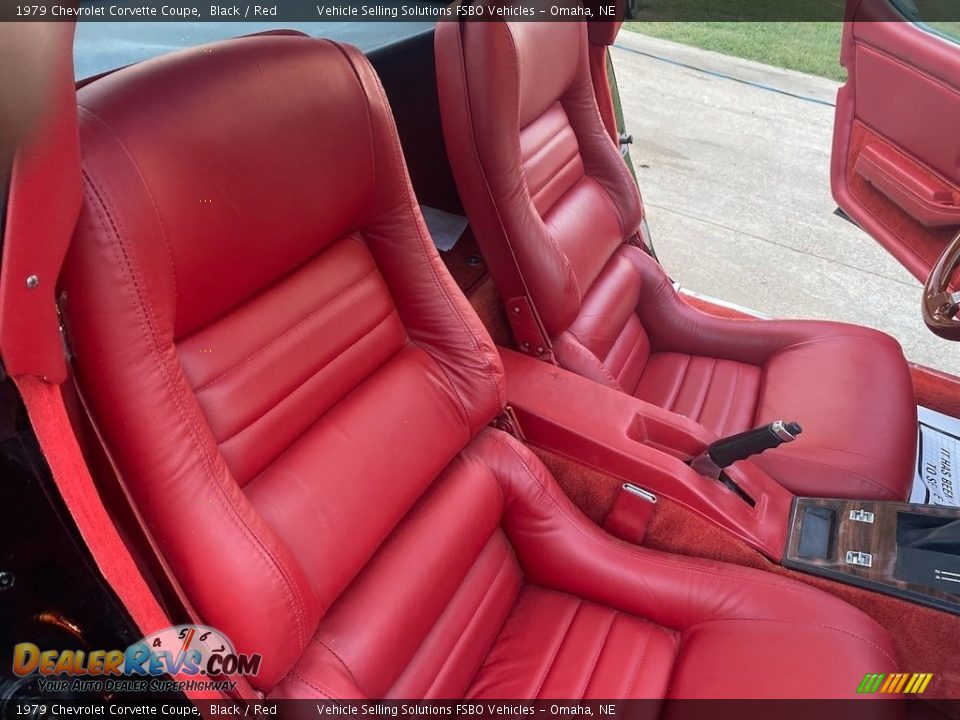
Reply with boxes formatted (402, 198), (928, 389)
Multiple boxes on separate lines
(922, 21), (960, 43)
(625, 22), (847, 81)
(626, 15), (960, 84)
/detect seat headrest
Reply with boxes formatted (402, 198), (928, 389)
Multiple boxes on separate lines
(76, 37), (377, 337)
(509, 21), (584, 127)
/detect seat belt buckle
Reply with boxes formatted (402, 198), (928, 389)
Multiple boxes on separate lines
(604, 483), (657, 545)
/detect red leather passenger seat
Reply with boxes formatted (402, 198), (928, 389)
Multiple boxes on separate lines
(436, 17), (918, 501)
(61, 35), (896, 699)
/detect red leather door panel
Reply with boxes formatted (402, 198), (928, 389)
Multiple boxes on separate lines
(832, 0), (960, 281)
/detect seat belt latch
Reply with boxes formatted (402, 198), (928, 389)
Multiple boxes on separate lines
(604, 483), (657, 545)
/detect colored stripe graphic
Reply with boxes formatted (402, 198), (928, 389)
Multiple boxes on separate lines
(901, 674), (933, 694)
(860, 672), (933, 694)
(879, 674), (897, 693)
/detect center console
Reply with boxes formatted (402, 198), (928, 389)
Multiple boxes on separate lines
(785, 498), (960, 615)
(499, 347), (793, 559)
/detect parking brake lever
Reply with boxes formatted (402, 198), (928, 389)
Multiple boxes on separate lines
(707, 420), (802, 468)
(689, 421), (802, 501)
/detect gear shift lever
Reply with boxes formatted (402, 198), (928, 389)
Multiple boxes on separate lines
(690, 420), (803, 487)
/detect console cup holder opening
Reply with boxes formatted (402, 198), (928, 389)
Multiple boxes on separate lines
(625, 414), (705, 460)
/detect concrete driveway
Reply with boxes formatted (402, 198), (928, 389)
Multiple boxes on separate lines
(613, 32), (960, 374)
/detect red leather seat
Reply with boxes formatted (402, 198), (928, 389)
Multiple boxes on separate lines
(61, 35), (896, 699)
(435, 17), (917, 501)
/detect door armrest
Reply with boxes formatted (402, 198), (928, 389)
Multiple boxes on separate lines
(856, 142), (960, 228)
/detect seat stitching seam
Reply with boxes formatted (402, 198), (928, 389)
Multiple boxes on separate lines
(467, 438), (509, 508)
(766, 332), (901, 361)
(79, 107), (180, 311)
(533, 599), (581, 699)
(215, 308), (398, 446)
(584, 166), (629, 239)
(82, 170), (311, 648)
(714, 361), (740, 437)
(521, 112), (575, 167)
(662, 354), (691, 413)
(567, 32), (644, 236)
(524, 129), (580, 181)
(194, 265), (379, 392)
(554, 335), (622, 390)
(433, 549), (513, 698)
(682, 617), (897, 667)
(407, 336), (471, 431)
(622, 624), (652, 698)
(580, 610), (617, 699)
(246, 337), (410, 490)
(287, 669), (334, 699)
(756, 452), (900, 498)
(688, 357), (716, 425)
(313, 638), (362, 689)
(530, 153), (583, 214)
(326, 41), (377, 226)
(608, 321), (645, 393)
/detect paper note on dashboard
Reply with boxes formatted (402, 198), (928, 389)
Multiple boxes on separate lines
(912, 406), (960, 507)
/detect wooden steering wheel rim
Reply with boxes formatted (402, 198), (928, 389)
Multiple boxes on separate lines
(923, 229), (960, 340)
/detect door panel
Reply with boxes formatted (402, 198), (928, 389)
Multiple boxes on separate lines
(832, 0), (960, 282)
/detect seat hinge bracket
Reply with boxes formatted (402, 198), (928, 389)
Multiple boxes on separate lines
(505, 295), (557, 365)
(492, 405), (525, 442)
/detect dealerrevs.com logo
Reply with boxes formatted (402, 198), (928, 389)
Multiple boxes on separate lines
(12, 625), (261, 694)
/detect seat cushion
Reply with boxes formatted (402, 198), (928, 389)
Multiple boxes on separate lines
(467, 586), (677, 699)
(555, 246), (916, 501)
(634, 352), (762, 437)
(750, 327), (918, 500)
(467, 584), (899, 700)
(632, 333), (914, 500)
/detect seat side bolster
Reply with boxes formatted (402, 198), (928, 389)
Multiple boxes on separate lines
(624, 246), (904, 363)
(340, 40), (506, 432)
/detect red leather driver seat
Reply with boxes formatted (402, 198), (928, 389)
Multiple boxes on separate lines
(435, 16), (918, 501)
(61, 35), (896, 699)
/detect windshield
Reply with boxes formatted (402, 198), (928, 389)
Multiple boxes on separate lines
(74, 20), (435, 78)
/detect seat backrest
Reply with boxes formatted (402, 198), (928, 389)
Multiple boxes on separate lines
(436, 13), (651, 390)
(61, 36), (506, 694)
